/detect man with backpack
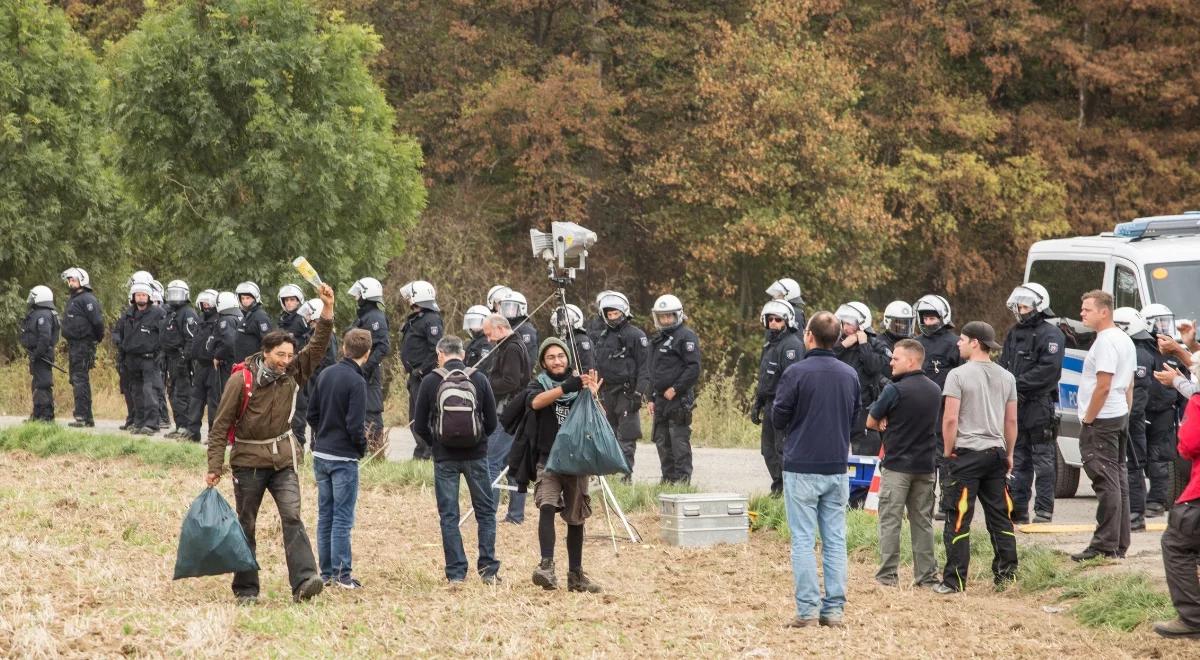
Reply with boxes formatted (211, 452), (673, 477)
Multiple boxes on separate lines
(205, 283), (335, 605)
(411, 335), (501, 585)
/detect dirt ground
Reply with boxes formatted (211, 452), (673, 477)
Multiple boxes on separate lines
(0, 451), (1193, 658)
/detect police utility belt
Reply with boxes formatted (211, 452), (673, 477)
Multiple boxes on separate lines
(234, 431), (299, 469)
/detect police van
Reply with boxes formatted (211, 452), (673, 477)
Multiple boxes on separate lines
(1024, 213), (1199, 500)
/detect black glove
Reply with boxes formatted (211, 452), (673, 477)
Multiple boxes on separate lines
(750, 405), (763, 426)
(561, 375), (584, 394)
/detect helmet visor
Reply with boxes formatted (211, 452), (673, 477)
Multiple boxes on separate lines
(499, 300), (523, 319)
(886, 316), (913, 337)
(1150, 315), (1176, 337)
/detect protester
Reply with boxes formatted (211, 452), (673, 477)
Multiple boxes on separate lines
(1071, 291), (1136, 562)
(772, 312), (858, 628)
(205, 283), (335, 604)
(482, 314), (532, 524)
(411, 336), (502, 585)
(865, 339), (941, 588)
(935, 321), (1019, 594)
(307, 328), (373, 590)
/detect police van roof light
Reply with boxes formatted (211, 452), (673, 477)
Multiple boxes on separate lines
(1113, 214), (1200, 240)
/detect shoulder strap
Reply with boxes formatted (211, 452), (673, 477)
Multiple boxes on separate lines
(433, 367), (448, 379)
(226, 364), (254, 445)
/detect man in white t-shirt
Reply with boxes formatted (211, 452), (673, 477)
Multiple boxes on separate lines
(1072, 290), (1136, 562)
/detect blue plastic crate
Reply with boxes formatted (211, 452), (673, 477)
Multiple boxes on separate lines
(847, 455), (879, 492)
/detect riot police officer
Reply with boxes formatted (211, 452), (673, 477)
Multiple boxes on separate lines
(185, 289), (220, 442)
(463, 304), (494, 368)
(998, 283), (1066, 524)
(752, 299), (804, 495)
(1141, 303), (1186, 517)
(586, 290), (614, 342)
(115, 271), (154, 430)
(211, 291), (241, 388)
(116, 281), (166, 435)
(233, 281), (273, 363)
(834, 301), (888, 457)
(594, 291), (650, 479)
(1114, 307), (1156, 531)
(277, 284), (311, 444)
(766, 277), (807, 333)
(162, 280), (199, 439)
(879, 301), (915, 353)
(353, 276), (393, 452)
(499, 289), (538, 366)
(486, 285), (511, 314)
(149, 279), (170, 428)
(20, 286), (60, 423)
(648, 294), (702, 484)
(299, 298), (339, 376)
(60, 267), (104, 427)
(914, 293), (962, 520)
(551, 303), (594, 371)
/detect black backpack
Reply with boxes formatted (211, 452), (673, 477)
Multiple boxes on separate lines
(433, 367), (482, 448)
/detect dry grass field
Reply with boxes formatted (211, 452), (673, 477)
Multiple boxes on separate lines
(0, 426), (1192, 658)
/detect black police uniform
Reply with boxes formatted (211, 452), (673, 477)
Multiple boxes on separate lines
(186, 306), (220, 440)
(835, 329), (889, 457)
(116, 304), (166, 431)
(465, 331), (494, 369)
(162, 302), (199, 433)
(595, 317), (651, 477)
(1126, 334), (1157, 522)
(1145, 335), (1186, 513)
(918, 323), (963, 516)
(279, 309), (311, 444)
(753, 328), (805, 494)
(566, 330), (595, 372)
(649, 323), (702, 484)
(233, 301), (273, 363)
(20, 304), (60, 422)
(62, 287), (104, 424)
(510, 315), (539, 367)
(357, 300), (393, 450)
(111, 316), (134, 428)
(585, 314), (606, 343)
(998, 312), (1066, 522)
(212, 309), (241, 387)
(877, 331), (907, 379)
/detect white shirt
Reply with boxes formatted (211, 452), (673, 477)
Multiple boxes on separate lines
(1078, 327), (1136, 419)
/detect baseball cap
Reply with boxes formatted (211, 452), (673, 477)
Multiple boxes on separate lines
(961, 321), (1001, 350)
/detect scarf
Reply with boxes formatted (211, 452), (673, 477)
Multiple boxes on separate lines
(249, 353), (288, 388)
(536, 372), (579, 405)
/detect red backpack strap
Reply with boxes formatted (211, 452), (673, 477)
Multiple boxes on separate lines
(226, 363), (254, 446)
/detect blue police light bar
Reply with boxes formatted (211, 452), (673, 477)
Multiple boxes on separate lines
(1114, 213), (1200, 240)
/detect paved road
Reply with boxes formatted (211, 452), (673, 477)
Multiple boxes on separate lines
(0, 415), (1169, 573)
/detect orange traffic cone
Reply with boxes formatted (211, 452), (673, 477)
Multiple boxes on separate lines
(864, 446), (885, 515)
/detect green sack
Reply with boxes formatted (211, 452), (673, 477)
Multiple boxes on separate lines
(173, 488), (259, 580)
(545, 390), (630, 476)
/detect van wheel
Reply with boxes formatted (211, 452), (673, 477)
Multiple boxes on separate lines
(1167, 457), (1192, 505)
(1055, 445), (1080, 499)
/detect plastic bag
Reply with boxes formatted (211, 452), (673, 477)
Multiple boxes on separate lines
(545, 390), (630, 476)
(173, 488), (259, 580)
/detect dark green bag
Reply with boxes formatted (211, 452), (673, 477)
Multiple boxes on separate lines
(546, 390), (630, 476)
(173, 488), (259, 580)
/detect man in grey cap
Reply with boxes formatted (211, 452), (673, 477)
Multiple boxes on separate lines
(934, 320), (1019, 594)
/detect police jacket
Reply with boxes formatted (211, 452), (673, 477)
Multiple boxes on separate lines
(356, 301), (393, 381)
(595, 317), (650, 398)
(877, 331), (907, 379)
(213, 311), (241, 364)
(116, 304), (166, 356)
(1147, 333), (1186, 412)
(162, 303), (199, 356)
(62, 289), (104, 343)
(1131, 336), (1157, 419)
(649, 324), (701, 402)
(916, 327), (962, 390)
(465, 331), (493, 369)
(835, 329), (888, 404)
(278, 310), (310, 351)
(585, 315), (606, 343)
(190, 308), (219, 362)
(755, 328), (804, 407)
(234, 302), (273, 363)
(399, 306), (443, 379)
(998, 314), (1065, 431)
(21, 306), (60, 362)
(568, 332), (596, 372)
(510, 315), (539, 367)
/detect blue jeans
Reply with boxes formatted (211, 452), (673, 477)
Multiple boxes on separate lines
(783, 471), (849, 619)
(486, 427), (527, 523)
(313, 457), (360, 581)
(434, 458), (500, 581)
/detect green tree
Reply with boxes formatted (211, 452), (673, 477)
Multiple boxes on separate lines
(106, 0), (426, 300)
(0, 0), (122, 348)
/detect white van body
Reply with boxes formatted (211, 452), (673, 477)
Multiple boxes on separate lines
(1024, 213), (1200, 497)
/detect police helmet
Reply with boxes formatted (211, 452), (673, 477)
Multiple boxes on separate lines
(129, 281), (154, 303)
(652, 294), (685, 330)
(298, 298), (324, 322)
(278, 284), (304, 309)
(126, 270), (153, 289)
(1141, 303), (1177, 339)
(235, 281), (261, 303)
(1114, 307), (1152, 339)
(463, 304), (491, 332)
(149, 280), (164, 304)
(401, 280), (437, 310)
(760, 300), (796, 329)
(599, 292), (631, 327)
(216, 291), (240, 314)
(165, 280), (190, 304)
(1006, 283), (1051, 323)
(27, 285), (54, 308)
(882, 300), (915, 338)
(487, 285), (511, 311)
(348, 277), (384, 303)
(914, 294), (953, 336)
(766, 277), (805, 307)
(60, 267), (91, 290)
(835, 302), (871, 331)
(196, 289), (219, 311)
(551, 304), (585, 334)
(498, 290), (528, 320)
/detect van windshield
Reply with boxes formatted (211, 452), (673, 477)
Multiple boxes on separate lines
(1145, 261), (1200, 323)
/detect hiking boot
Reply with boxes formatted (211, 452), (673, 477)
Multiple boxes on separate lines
(874, 576), (898, 587)
(1153, 618), (1200, 638)
(133, 427), (157, 436)
(932, 584), (961, 595)
(784, 616), (818, 628)
(293, 576), (324, 603)
(532, 558), (557, 590)
(819, 616), (845, 628)
(1145, 502), (1167, 518)
(1130, 514), (1146, 532)
(1070, 547), (1118, 562)
(481, 573), (502, 586)
(1033, 511), (1053, 524)
(68, 420), (94, 428)
(567, 569), (602, 593)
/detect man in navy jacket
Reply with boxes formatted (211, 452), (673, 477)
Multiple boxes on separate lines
(307, 328), (371, 589)
(772, 311), (860, 629)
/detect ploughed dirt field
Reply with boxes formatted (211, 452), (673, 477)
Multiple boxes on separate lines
(0, 450), (1191, 658)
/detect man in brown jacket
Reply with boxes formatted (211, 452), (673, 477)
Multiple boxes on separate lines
(205, 283), (335, 604)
